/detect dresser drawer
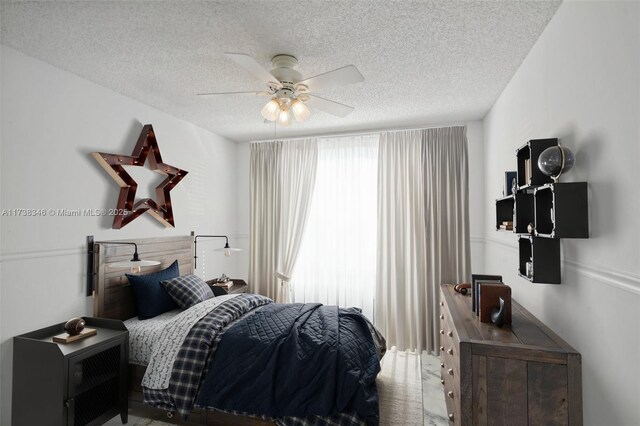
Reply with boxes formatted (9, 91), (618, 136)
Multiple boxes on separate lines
(440, 300), (461, 425)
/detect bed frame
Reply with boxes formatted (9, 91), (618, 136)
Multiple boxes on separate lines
(92, 235), (273, 425)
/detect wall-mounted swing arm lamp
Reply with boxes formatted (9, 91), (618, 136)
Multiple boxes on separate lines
(191, 232), (242, 269)
(86, 235), (161, 296)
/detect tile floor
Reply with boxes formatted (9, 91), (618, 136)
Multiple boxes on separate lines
(421, 353), (448, 426)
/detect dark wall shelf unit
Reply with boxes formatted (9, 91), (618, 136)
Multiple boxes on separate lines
(495, 195), (514, 230)
(518, 236), (561, 284)
(12, 317), (128, 426)
(497, 138), (589, 284)
(534, 182), (589, 238)
(516, 138), (558, 189)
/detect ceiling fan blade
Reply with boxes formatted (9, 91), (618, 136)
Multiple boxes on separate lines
(305, 95), (355, 118)
(298, 65), (364, 92)
(224, 53), (282, 88)
(197, 91), (270, 96)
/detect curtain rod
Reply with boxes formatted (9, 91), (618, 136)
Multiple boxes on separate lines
(248, 121), (469, 144)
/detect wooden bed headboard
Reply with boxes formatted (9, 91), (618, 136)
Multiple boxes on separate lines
(92, 235), (194, 320)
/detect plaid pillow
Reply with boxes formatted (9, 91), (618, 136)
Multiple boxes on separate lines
(161, 274), (214, 309)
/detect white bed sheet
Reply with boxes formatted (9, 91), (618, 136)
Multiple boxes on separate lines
(124, 309), (182, 366)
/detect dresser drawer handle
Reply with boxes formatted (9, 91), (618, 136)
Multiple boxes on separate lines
(441, 378), (445, 385)
(448, 413), (454, 421)
(440, 301), (444, 307)
(440, 314), (444, 319)
(447, 391), (454, 399)
(447, 331), (453, 337)
(440, 346), (444, 352)
(447, 348), (453, 355)
(440, 329), (444, 335)
(447, 368), (454, 376)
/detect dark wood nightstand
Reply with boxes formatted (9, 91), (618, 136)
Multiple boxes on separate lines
(12, 317), (128, 426)
(207, 278), (248, 296)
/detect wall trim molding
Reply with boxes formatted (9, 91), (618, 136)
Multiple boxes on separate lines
(483, 236), (640, 295)
(0, 246), (84, 263)
(562, 258), (640, 295)
(470, 235), (485, 244)
(483, 235), (517, 251)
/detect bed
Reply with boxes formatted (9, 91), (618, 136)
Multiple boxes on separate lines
(91, 235), (386, 426)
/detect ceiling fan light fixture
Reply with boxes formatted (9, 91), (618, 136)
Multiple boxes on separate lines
(210, 53), (363, 125)
(261, 99), (280, 121)
(291, 99), (310, 122)
(278, 108), (292, 127)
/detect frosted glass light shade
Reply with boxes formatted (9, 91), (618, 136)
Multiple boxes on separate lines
(278, 108), (292, 127)
(261, 99), (280, 121)
(214, 246), (242, 257)
(109, 259), (160, 273)
(291, 99), (310, 122)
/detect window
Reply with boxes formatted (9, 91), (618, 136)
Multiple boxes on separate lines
(292, 135), (378, 320)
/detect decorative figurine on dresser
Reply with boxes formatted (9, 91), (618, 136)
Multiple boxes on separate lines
(439, 283), (582, 425)
(495, 138), (588, 284)
(12, 317), (129, 426)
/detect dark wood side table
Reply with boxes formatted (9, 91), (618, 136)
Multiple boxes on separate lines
(207, 278), (248, 296)
(12, 317), (128, 426)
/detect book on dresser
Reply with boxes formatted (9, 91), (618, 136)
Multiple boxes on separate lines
(471, 274), (502, 314)
(477, 283), (512, 324)
(439, 283), (582, 426)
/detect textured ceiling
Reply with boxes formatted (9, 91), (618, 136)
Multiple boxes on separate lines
(1, 1), (561, 142)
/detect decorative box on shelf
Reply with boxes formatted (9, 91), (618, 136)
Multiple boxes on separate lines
(518, 235), (561, 284)
(533, 182), (588, 238)
(516, 138), (558, 189)
(494, 195), (514, 231)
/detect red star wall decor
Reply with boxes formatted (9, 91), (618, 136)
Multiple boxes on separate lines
(91, 124), (188, 229)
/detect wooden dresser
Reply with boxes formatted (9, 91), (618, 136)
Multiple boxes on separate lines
(439, 284), (582, 426)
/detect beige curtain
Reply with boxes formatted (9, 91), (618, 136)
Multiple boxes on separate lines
(249, 139), (318, 302)
(375, 126), (470, 352)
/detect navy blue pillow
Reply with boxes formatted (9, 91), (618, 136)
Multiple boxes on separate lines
(126, 260), (180, 320)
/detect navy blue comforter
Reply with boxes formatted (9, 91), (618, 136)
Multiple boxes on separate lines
(195, 303), (383, 425)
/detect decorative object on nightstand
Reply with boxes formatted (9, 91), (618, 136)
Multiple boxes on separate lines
(12, 317), (129, 426)
(207, 278), (249, 296)
(64, 317), (86, 335)
(53, 318), (96, 344)
(495, 138), (588, 284)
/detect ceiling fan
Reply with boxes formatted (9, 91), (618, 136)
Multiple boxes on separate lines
(198, 53), (364, 126)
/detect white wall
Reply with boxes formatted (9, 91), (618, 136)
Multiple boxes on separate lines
(0, 46), (242, 424)
(465, 121), (485, 272)
(482, 2), (640, 425)
(0, 44), (4, 424)
(234, 142), (251, 281)
(235, 120), (486, 279)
